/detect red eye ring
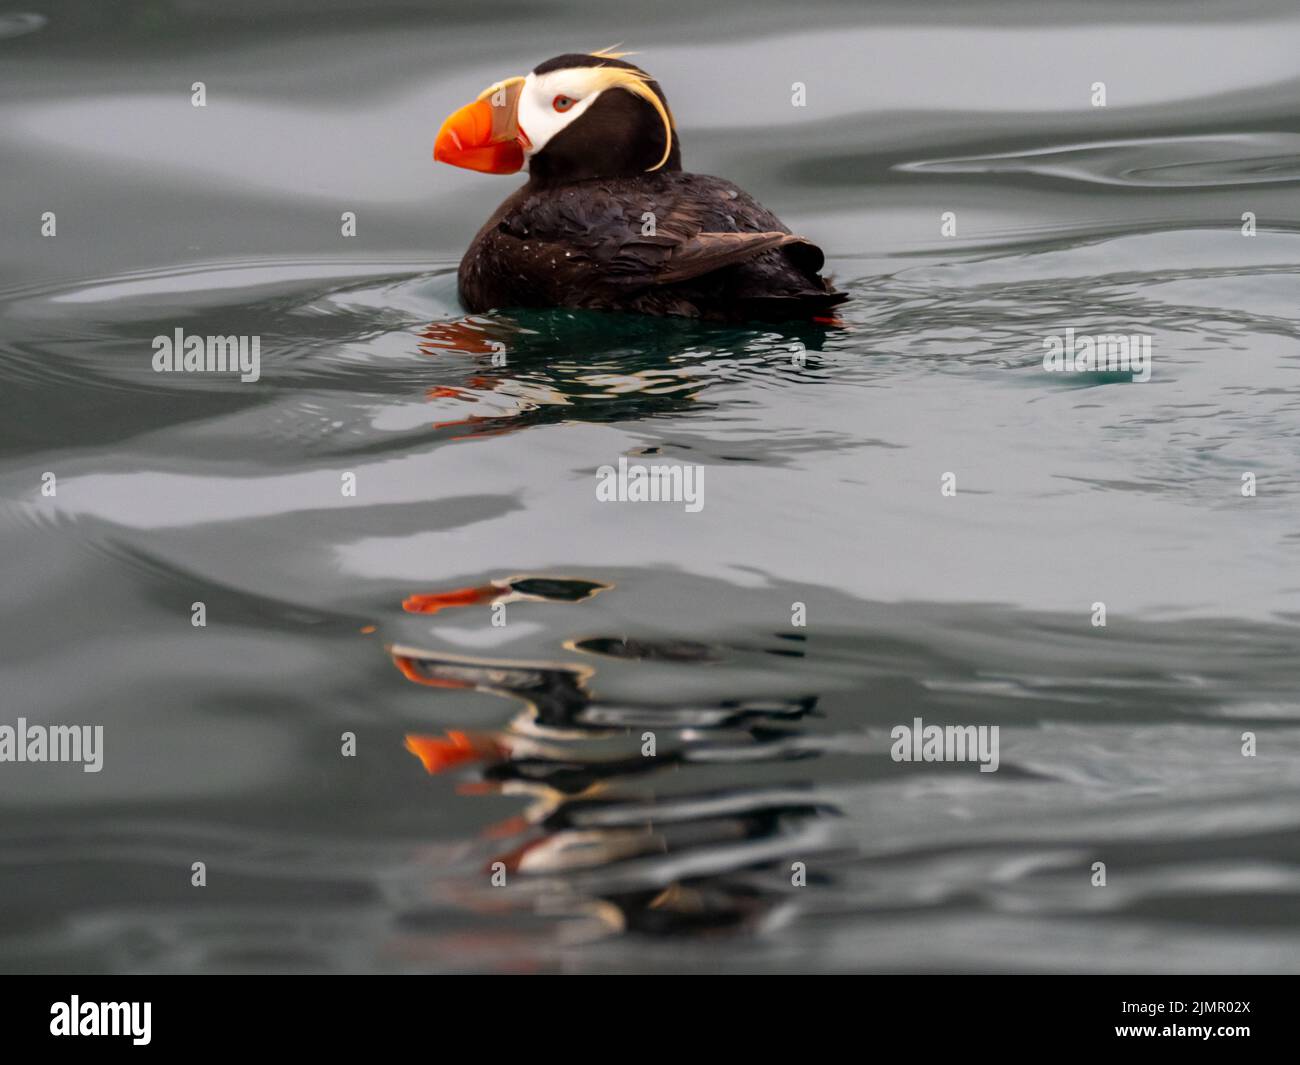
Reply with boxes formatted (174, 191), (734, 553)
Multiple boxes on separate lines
(552, 94), (576, 112)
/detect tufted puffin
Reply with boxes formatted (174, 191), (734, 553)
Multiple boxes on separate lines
(434, 49), (848, 323)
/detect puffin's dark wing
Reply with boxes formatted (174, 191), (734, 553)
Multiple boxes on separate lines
(649, 232), (822, 285)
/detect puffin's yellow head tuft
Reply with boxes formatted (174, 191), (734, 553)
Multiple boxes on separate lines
(569, 63), (675, 171)
(589, 44), (637, 61)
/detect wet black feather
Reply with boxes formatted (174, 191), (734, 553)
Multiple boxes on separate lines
(459, 171), (847, 322)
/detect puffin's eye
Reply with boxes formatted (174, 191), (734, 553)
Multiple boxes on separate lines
(552, 94), (576, 113)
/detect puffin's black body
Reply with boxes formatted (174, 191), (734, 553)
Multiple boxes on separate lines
(438, 53), (848, 323)
(460, 171), (845, 322)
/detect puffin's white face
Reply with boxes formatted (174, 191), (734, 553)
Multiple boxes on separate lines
(515, 67), (610, 161)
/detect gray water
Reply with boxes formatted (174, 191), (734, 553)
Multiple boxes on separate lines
(2, 1), (1299, 973)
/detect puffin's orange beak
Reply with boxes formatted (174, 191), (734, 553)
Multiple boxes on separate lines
(434, 77), (527, 174)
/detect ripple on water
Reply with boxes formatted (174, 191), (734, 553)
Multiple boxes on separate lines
(897, 132), (1300, 189)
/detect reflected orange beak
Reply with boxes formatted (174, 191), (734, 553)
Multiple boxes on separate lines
(434, 77), (528, 174)
(404, 731), (504, 773)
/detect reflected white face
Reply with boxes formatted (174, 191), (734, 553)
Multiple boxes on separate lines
(515, 68), (609, 161)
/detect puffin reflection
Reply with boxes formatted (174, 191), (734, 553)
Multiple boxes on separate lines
(394, 575), (846, 937)
(414, 310), (838, 443)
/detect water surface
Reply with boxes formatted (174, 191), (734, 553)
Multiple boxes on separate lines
(2, 0), (1299, 972)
